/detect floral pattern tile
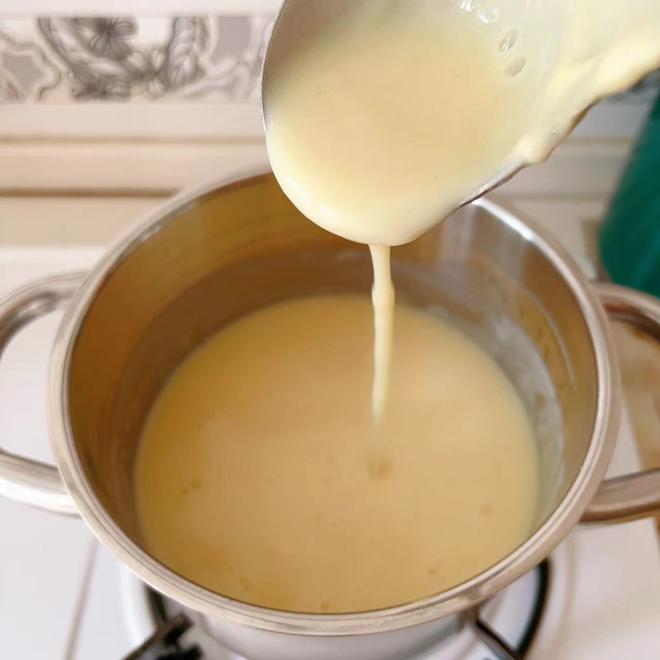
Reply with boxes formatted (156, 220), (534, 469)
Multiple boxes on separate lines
(0, 16), (273, 103)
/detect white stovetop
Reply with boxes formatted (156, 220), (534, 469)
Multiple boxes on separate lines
(0, 207), (659, 659)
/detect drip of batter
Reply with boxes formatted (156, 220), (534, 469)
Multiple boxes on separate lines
(369, 245), (395, 423)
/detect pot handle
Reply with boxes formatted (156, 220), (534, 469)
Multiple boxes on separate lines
(582, 283), (660, 524)
(0, 272), (86, 515)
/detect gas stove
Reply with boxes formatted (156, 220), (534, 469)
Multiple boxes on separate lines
(1, 236), (659, 660)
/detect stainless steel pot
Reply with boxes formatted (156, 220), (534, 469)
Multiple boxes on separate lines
(1, 171), (659, 660)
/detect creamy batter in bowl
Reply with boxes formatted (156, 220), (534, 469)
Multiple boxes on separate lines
(134, 294), (541, 615)
(0, 172), (659, 660)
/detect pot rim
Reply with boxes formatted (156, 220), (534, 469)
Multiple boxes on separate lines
(48, 167), (620, 636)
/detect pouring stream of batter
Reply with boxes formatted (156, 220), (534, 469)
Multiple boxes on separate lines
(265, 0), (660, 421)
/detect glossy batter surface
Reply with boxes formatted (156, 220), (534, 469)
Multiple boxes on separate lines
(136, 296), (539, 613)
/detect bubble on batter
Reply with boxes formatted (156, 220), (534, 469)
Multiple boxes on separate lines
(239, 576), (253, 592)
(500, 29), (517, 53)
(367, 453), (393, 480)
(505, 57), (526, 77)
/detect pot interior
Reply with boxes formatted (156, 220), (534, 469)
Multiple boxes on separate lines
(67, 173), (598, 600)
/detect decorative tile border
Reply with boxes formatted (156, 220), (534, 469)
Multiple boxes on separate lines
(0, 16), (273, 103)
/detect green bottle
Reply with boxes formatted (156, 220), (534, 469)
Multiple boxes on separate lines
(600, 95), (660, 298)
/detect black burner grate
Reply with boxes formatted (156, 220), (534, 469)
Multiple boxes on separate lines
(123, 612), (201, 660)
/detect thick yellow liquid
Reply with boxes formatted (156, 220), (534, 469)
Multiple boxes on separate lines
(266, 3), (539, 247)
(265, 1), (660, 424)
(266, 1), (660, 244)
(136, 296), (538, 613)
